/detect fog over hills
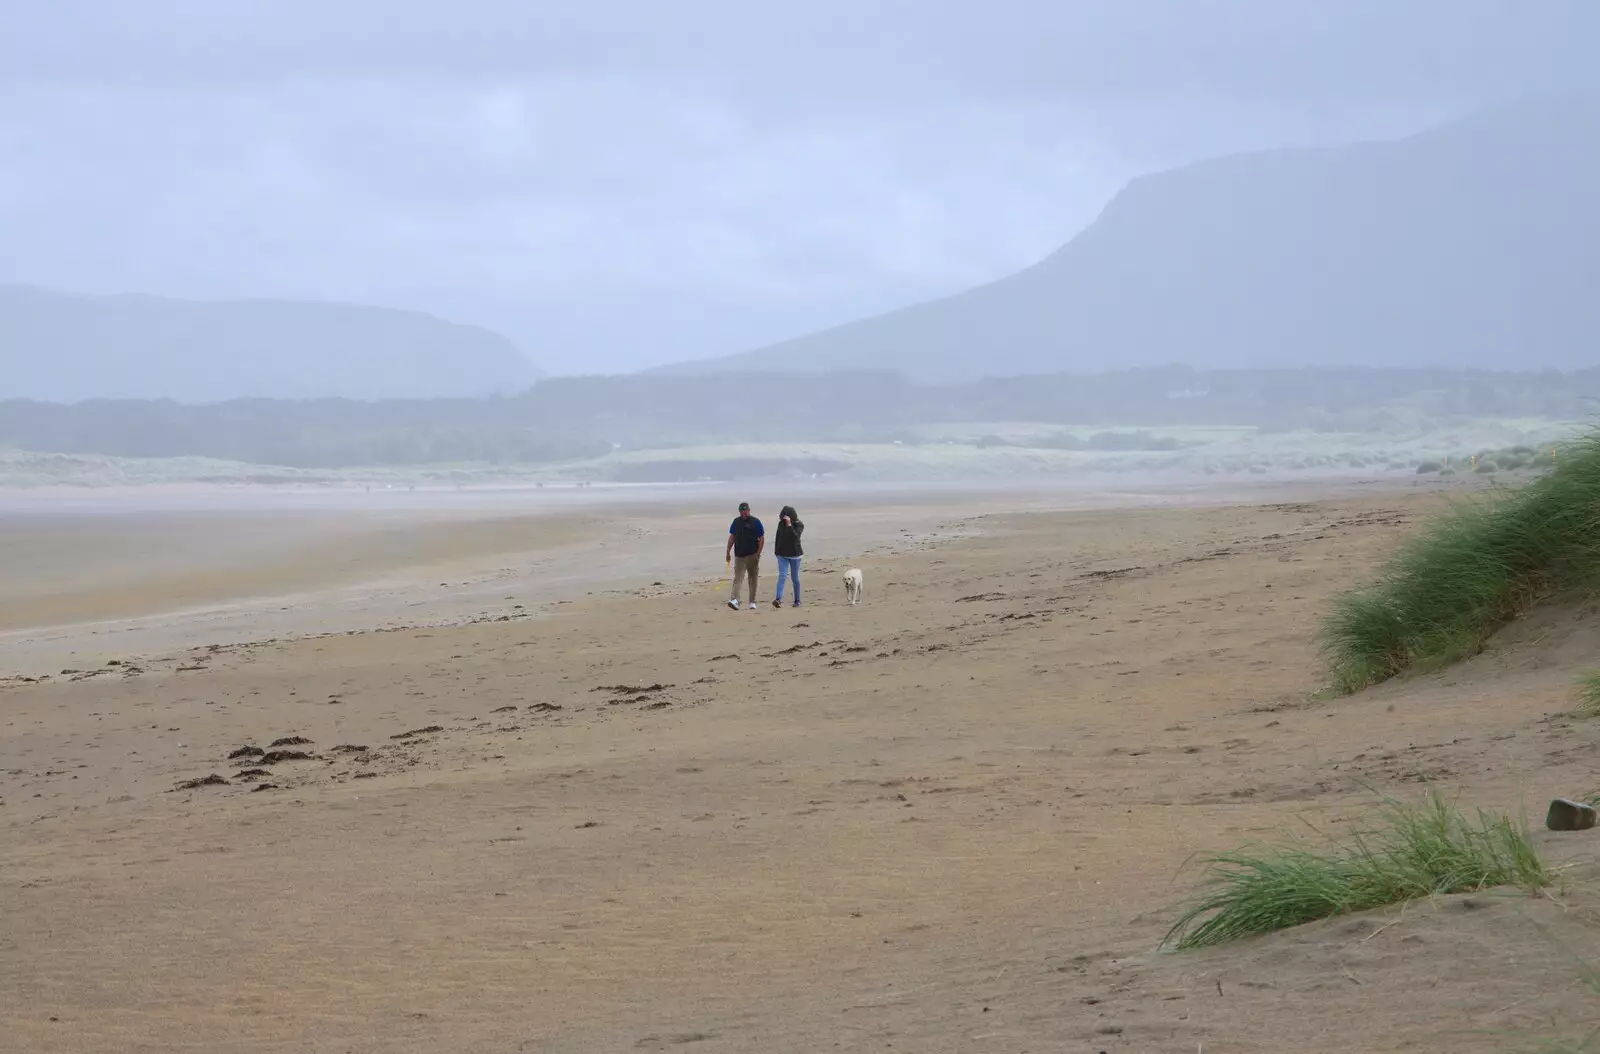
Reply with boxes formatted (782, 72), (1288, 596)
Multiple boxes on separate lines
(0, 285), (540, 402)
(655, 98), (1600, 382)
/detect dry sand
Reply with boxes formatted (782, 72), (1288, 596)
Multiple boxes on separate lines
(4, 480), (1600, 1053)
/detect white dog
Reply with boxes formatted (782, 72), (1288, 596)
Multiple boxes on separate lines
(842, 567), (864, 605)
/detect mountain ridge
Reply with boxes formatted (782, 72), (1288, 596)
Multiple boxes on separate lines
(0, 284), (541, 402)
(651, 97), (1600, 382)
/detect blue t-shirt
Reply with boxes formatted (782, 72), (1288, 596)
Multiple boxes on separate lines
(729, 516), (765, 557)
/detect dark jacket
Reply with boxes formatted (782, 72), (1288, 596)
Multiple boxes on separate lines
(729, 514), (764, 558)
(774, 505), (804, 558)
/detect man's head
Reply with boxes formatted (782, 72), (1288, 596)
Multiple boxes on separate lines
(738, 501), (751, 518)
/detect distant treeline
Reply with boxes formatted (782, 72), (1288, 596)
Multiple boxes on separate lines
(3, 366), (1597, 468)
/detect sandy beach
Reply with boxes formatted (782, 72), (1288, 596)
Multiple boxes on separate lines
(4, 478), (1600, 1053)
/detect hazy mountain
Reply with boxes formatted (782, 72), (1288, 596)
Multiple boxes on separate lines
(656, 98), (1600, 382)
(0, 286), (540, 402)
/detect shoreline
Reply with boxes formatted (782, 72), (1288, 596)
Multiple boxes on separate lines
(0, 475), (1433, 680)
(0, 464), (1439, 510)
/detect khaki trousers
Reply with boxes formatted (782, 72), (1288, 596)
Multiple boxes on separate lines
(731, 554), (760, 604)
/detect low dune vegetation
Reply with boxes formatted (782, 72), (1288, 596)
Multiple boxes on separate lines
(1163, 792), (1547, 951)
(1164, 433), (1594, 954)
(1321, 428), (1600, 694)
(1413, 443), (1560, 477)
(1573, 668), (1600, 719)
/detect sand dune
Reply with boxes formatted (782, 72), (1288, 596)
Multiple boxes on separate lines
(3, 482), (1598, 1052)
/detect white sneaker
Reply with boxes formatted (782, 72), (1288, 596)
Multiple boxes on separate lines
(728, 599), (740, 610)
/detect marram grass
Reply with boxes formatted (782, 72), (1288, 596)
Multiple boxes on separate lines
(1573, 668), (1600, 718)
(1321, 428), (1600, 693)
(1163, 791), (1547, 951)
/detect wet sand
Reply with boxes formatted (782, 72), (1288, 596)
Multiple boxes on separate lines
(4, 479), (1599, 1053)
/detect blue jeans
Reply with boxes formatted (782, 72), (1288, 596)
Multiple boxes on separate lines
(775, 556), (802, 603)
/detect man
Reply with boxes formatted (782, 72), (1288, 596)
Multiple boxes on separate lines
(725, 501), (764, 611)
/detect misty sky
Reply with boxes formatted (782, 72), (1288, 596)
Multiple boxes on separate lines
(2, 2), (1596, 374)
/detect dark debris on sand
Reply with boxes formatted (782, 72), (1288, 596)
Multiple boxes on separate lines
(173, 773), (229, 790)
(390, 726), (445, 740)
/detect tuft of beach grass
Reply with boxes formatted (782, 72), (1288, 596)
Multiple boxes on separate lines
(1164, 791), (1547, 951)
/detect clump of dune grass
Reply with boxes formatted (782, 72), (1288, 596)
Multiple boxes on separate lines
(1321, 428), (1600, 693)
(1574, 669), (1600, 718)
(1162, 791), (1547, 951)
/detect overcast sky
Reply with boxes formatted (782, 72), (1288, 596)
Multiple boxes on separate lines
(2, 1), (1596, 374)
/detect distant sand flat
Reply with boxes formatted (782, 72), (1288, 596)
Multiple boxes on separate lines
(3, 479), (1598, 1053)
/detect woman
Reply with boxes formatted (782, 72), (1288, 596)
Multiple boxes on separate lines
(772, 505), (804, 608)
